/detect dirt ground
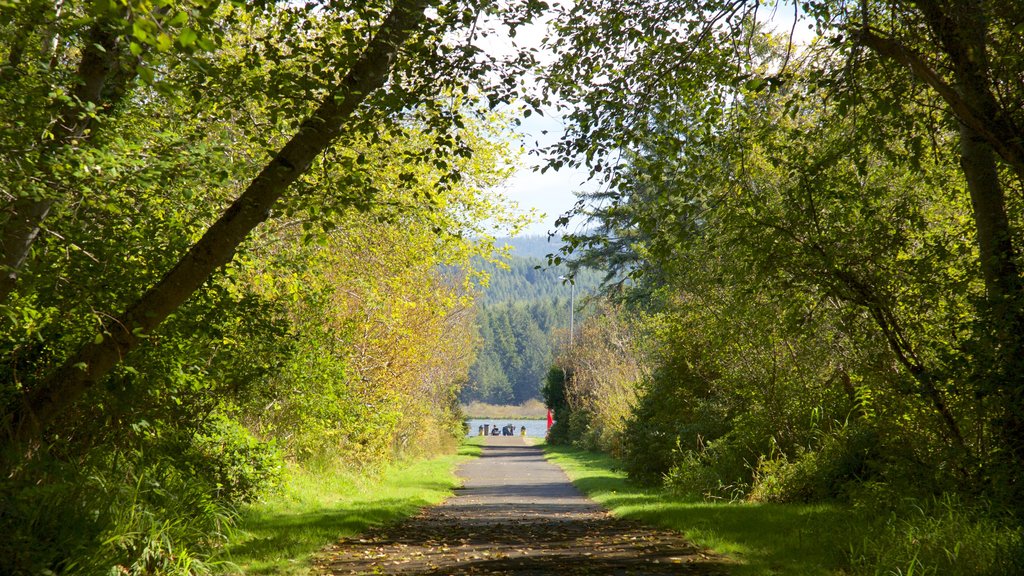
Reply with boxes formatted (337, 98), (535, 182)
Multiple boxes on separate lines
(314, 436), (729, 575)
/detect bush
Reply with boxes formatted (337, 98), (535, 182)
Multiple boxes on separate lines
(622, 370), (733, 485)
(749, 424), (880, 503)
(543, 366), (572, 445)
(664, 450), (743, 501)
(663, 434), (753, 501)
(187, 416), (284, 503)
(566, 408), (600, 451)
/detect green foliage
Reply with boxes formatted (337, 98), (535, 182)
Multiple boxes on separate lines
(0, 1), (533, 571)
(494, 235), (565, 261)
(0, 446), (236, 576)
(847, 495), (1024, 576)
(541, 366), (571, 445)
(551, 302), (642, 456)
(537, 10), (1024, 576)
(544, 443), (857, 576)
(546, 443), (1024, 576)
(663, 446), (745, 502)
(473, 250), (603, 306)
(747, 424), (881, 504)
(187, 416), (285, 504)
(542, 0), (1024, 518)
(467, 300), (555, 404)
(621, 362), (731, 485)
(462, 249), (602, 405)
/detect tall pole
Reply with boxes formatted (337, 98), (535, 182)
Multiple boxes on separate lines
(569, 281), (575, 348)
(560, 275), (574, 348)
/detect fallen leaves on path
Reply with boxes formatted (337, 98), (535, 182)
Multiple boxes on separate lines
(315, 506), (728, 575)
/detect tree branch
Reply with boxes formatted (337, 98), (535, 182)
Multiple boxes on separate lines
(855, 26), (1024, 182)
(8, 0), (432, 447)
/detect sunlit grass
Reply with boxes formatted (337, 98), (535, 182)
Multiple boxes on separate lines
(219, 441), (480, 575)
(543, 443), (857, 576)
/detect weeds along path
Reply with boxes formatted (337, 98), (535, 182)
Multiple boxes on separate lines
(315, 436), (728, 575)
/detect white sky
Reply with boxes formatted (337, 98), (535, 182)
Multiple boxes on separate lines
(476, 1), (816, 237)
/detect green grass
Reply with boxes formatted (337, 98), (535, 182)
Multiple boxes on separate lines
(219, 441), (481, 575)
(543, 444), (860, 576)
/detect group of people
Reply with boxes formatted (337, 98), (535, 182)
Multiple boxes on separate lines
(478, 423), (526, 436)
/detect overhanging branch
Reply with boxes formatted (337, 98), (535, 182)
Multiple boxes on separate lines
(8, 0), (433, 448)
(856, 26), (1024, 180)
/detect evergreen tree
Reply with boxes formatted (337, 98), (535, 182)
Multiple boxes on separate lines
(462, 245), (602, 404)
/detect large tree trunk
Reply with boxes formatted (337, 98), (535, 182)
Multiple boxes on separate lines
(948, 6), (1024, 503)
(919, 0), (1024, 498)
(7, 0), (432, 448)
(859, 1), (1024, 502)
(960, 118), (1024, 499)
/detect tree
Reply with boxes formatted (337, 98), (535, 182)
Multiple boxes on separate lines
(2, 0), (543, 450)
(542, 0), (1024, 508)
(1, 1), (534, 569)
(553, 300), (643, 457)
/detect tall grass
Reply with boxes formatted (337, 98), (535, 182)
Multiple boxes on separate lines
(847, 494), (1023, 576)
(543, 444), (1023, 576)
(219, 441), (481, 575)
(1, 452), (236, 576)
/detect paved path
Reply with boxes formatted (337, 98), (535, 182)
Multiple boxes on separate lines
(315, 436), (727, 575)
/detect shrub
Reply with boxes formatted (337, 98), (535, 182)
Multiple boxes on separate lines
(187, 416), (285, 503)
(621, 370), (734, 485)
(543, 366), (572, 445)
(749, 424), (880, 503)
(664, 448), (748, 501)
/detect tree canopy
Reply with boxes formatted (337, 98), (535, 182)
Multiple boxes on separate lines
(0, 0), (538, 572)
(542, 0), (1024, 514)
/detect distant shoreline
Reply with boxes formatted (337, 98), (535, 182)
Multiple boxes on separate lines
(461, 399), (548, 420)
(465, 416), (547, 421)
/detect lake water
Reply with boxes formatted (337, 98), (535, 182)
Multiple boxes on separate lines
(465, 418), (551, 438)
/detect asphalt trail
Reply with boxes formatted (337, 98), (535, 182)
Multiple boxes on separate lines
(316, 436), (728, 575)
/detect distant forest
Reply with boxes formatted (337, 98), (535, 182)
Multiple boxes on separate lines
(462, 237), (602, 404)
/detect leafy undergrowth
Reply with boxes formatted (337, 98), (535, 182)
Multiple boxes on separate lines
(544, 444), (1023, 576)
(543, 444), (860, 576)
(220, 441), (482, 575)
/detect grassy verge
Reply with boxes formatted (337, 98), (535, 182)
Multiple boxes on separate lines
(543, 444), (859, 576)
(219, 441), (482, 575)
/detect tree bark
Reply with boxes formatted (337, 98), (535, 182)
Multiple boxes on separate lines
(942, 2), (1024, 498)
(8, 0), (432, 447)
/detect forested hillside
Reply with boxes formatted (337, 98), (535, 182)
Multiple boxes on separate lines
(462, 239), (602, 404)
(476, 252), (603, 306)
(495, 235), (564, 260)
